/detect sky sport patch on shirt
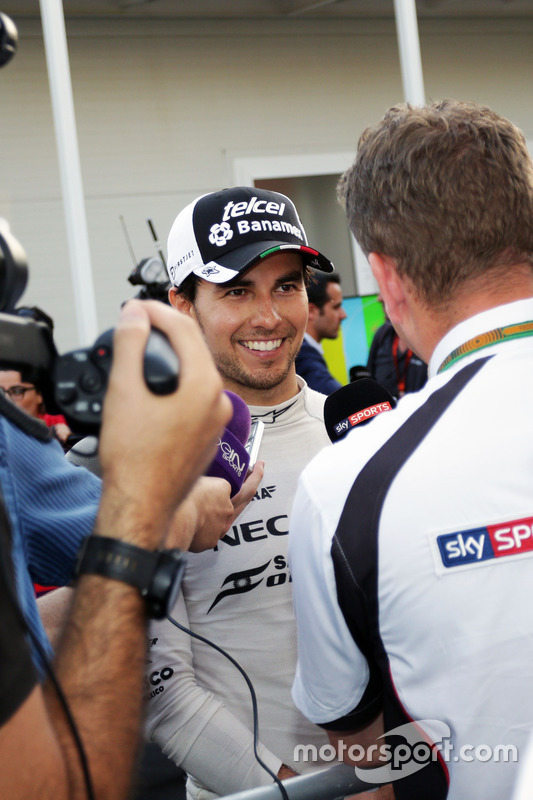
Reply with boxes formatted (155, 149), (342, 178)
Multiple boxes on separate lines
(431, 515), (533, 573)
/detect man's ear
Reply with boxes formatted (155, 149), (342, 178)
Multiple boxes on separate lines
(368, 253), (406, 326)
(169, 287), (194, 317)
(307, 302), (320, 324)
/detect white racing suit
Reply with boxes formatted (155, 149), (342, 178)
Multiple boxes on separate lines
(145, 378), (332, 799)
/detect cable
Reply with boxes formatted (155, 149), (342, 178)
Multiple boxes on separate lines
(0, 550), (95, 800)
(167, 613), (291, 800)
(3, 549), (289, 800)
(28, 627), (96, 800)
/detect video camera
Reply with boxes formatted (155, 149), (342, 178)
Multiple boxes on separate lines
(128, 256), (171, 304)
(0, 224), (179, 435)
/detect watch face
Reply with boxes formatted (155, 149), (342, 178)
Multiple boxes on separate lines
(148, 550), (186, 619)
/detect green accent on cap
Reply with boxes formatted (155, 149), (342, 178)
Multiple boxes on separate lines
(259, 246), (283, 259)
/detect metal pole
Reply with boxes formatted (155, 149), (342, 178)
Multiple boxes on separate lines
(220, 764), (379, 800)
(39, 0), (98, 344)
(393, 0), (426, 105)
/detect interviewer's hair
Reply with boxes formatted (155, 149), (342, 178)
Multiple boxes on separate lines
(338, 99), (533, 306)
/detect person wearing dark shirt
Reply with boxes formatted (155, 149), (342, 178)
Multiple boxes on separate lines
(0, 496), (36, 730)
(296, 271), (347, 394)
(0, 368), (72, 445)
(367, 319), (427, 398)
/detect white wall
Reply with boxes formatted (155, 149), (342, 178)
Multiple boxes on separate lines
(1, 15), (532, 349)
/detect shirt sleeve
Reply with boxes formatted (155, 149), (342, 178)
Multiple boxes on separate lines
(311, 366), (343, 396)
(144, 592), (282, 797)
(296, 343), (342, 396)
(0, 497), (37, 727)
(289, 471), (371, 726)
(1, 420), (101, 586)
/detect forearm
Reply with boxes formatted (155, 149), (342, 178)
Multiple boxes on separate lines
(6, 569), (149, 800)
(43, 493), (181, 800)
(147, 606), (282, 796)
(159, 697), (282, 796)
(44, 575), (147, 800)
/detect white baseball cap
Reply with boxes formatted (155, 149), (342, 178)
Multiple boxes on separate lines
(166, 186), (335, 287)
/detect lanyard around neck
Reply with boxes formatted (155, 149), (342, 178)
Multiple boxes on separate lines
(392, 335), (413, 395)
(438, 320), (533, 374)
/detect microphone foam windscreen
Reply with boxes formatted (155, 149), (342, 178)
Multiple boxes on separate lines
(206, 391), (251, 496)
(324, 378), (396, 442)
(225, 390), (252, 444)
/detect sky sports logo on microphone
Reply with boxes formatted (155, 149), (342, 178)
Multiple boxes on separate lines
(436, 515), (533, 570)
(334, 401), (393, 436)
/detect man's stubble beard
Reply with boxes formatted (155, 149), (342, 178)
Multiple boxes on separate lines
(194, 310), (300, 394)
(213, 349), (298, 392)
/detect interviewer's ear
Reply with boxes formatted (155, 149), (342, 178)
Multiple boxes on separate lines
(169, 287), (193, 317)
(368, 253), (406, 326)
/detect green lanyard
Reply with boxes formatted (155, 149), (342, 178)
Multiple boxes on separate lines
(438, 320), (533, 374)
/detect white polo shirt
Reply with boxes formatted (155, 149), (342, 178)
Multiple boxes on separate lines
(290, 298), (533, 800)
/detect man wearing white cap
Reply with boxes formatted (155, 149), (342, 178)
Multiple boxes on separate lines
(145, 187), (334, 798)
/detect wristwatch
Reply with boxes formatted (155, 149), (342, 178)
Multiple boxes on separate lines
(75, 535), (186, 619)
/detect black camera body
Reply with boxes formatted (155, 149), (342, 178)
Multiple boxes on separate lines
(0, 227), (179, 435)
(53, 326), (179, 433)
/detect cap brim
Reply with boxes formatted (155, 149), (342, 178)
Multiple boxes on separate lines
(193, 240), (334, 283)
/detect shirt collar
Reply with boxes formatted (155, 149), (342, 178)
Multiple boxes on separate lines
(303, 331), (323, 354)
(248, 376), (305, 426)
(429, 297), (533, 378)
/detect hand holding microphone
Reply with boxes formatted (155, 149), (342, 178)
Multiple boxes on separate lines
(174, 463), (265, 553)
(206, 391), (256, 497)
(169, 391), (265, 552)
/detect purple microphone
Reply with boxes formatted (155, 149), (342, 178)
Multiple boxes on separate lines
(206, 391), (251, 496)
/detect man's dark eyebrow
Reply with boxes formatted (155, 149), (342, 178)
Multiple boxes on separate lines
(215, 267), (305, 292)
(275, 269), (305, 285)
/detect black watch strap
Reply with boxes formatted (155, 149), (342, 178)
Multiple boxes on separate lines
(75, 535), (186, 619)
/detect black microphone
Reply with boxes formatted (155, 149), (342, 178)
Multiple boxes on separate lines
(349, 365), (373, 383)
(324, 378), (396, 442)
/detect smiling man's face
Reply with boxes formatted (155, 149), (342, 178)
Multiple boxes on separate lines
(171, 252), (308, 406)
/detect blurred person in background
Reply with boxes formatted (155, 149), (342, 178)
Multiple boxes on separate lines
(366, 299), (427, 398)
(295, 271), (347, 394)
(0, 307), (73, 445)
(0, 368), (72, 446)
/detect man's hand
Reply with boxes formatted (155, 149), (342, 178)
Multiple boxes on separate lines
(277, 763), (299, 781)
(96, 300), (232, 550)
(168, 461), (265, 552)
(230, 460), (264, 523)
(328, 715), (394, 799)
(168, 477), (233, 552)
(51, 422), (72, 445)
(346, 787), (395, 800)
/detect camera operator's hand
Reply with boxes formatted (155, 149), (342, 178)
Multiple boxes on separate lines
(96, 300), (232, 551)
